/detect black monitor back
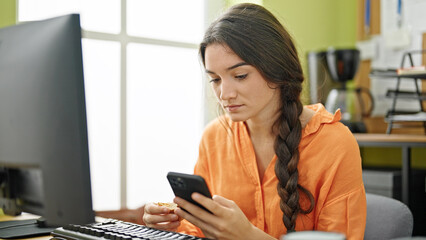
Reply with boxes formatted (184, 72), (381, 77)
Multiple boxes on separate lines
(0, 14), (94, 227)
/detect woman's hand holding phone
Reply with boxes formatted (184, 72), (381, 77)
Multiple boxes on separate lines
(165, 172), (274, 239)
(142, 202), (182, 232)
(173, 193), (274, 240)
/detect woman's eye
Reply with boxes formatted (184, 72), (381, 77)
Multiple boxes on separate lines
(235, 74), (248, 80)
(209, 78), (220, 83)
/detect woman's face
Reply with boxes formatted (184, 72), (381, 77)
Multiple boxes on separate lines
(204, 43), (280, 122)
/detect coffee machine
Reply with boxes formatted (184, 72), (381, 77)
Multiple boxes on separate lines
(324, 48), (374, 133)
(309, 48), (374, 133)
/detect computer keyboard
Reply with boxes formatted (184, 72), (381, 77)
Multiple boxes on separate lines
(50, 218), (209, 240)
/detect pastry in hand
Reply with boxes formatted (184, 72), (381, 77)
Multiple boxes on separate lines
(156, 202), (178, 213)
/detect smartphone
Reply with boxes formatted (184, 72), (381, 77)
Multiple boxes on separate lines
(167, 172), (212, 213)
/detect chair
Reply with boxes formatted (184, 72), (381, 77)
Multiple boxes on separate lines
(364, 193), (414, 240)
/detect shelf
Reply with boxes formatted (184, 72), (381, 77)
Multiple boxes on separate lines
(371, 50), (426, 134)
(370, 69), (426, 79)
(386, 90), (426, 100)
(385, 111), (426, 122)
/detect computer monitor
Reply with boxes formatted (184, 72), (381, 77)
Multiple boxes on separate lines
(0, 14), (94, 237)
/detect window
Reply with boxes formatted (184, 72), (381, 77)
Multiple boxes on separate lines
(127, 43), (203, 207)
(18, 0), (212, 210)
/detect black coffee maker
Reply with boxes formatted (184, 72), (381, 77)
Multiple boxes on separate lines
(324, 48), (374, 133)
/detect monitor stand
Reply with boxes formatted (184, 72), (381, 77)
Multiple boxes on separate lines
(0, 218), (57, 239)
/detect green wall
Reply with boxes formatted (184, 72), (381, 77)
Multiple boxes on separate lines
(263, 0), (356, 52)
(0, 0), (16, 28)
(226, 0), (263, 8)
(262, 0), (357, 103)
(362, 147), (426, 169)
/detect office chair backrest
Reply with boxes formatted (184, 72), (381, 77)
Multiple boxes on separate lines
(364, 193), (413, 240)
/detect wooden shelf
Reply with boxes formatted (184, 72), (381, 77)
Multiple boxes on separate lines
(370, 70), (426, 79)
(354, 133), (426, 143)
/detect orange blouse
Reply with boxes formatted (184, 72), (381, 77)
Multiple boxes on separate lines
(177, 104), (366, 240)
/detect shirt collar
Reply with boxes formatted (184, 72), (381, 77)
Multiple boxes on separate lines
(302, 103), (341, 138)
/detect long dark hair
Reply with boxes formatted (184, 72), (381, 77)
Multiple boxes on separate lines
(199, 3), (314, 232)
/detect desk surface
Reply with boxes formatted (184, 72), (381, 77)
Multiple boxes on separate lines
(0, 213), (51, 240)
(353, 133), (426, 144)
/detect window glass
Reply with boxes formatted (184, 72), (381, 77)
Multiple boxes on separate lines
(127, 0), (204, 43)
(82, 39), (121, 210)
(80, 0), (121, 34)
(126, 43), (203, 207)
(19, 0), (207, 210)
(19, 0), (120, 34)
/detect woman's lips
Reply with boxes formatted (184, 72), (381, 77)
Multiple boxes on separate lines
(225, 104), (243, 112)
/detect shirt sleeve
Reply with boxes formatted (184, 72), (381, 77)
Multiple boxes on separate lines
(176, 219), (204, 237)
(314, 124), (367, 240)
(317, 184), (367, 240)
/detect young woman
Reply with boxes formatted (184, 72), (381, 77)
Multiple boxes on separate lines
(143, 3), (366, 240)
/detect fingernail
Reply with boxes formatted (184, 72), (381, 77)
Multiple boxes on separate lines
(192, 193), (201, 199)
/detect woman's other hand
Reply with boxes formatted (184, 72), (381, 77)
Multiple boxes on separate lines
(143, 202), (182, 231)
(174, 193), (276, 240)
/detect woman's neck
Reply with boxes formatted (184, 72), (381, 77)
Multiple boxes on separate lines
(245, 112), (278, 140)
(245, 106), (315, 138)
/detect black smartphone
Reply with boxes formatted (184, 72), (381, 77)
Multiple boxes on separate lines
(167, 172), (212, 213)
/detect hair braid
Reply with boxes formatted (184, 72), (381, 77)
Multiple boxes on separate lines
(274, 100), (303, 232)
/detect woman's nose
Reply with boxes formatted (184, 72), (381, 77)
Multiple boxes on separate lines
(219, 78), (237, 100)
